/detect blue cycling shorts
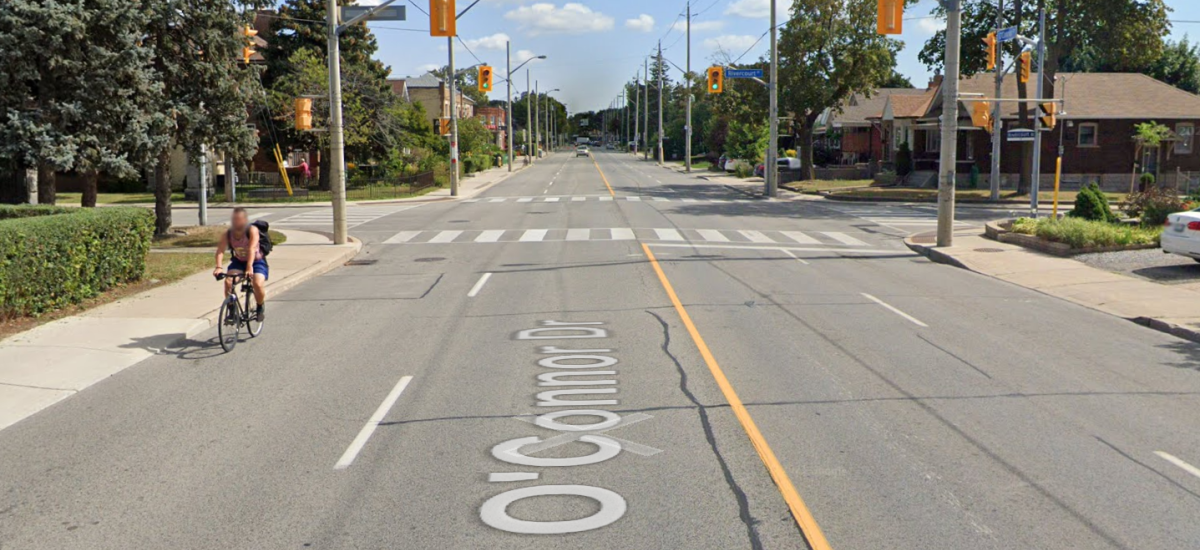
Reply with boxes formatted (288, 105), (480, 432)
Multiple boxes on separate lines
(228, 259), (269, 281)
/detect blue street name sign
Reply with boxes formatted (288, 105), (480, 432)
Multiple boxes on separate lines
(725, 69), (764, 79)
(1007, 128), (1037, 142)
(996, 26), (1018, 42)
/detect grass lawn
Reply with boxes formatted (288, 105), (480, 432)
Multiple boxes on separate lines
(784, 180), (876, 193)
(828, 187), (1128, 204)
(154, 225), (288, 249)
(56, 192), (188, 205)
(0, 252), (212, 340)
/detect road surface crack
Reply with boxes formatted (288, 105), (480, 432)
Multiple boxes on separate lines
(648, 310), (764, 550)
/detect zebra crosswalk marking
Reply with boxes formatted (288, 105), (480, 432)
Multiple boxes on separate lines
(429, 230), (463, 243)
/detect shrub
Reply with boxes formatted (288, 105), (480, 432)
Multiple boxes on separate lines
(1010, 217), (1161, 249)
(895, 141), (913, 176)
(1068, 183), (1118, 223)
(0, 207), (153, 319)
(1126, 186), (1191, 226)
(0, 205), (75, 220)
(1140, 172), (1156, 188)
(734, 162), (753, 179)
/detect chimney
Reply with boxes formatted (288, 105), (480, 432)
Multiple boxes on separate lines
(928, 73), (943, 90)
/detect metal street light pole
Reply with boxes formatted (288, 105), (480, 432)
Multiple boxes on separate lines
(634, 73), (641, 155)
(534, 80), (539, 159)
(448, 36), (460, 196)
(657, 41), (664, 166)
(506, 52), (545, 170)
(526, 70), (532, 164)
(644, 58), (649, 161)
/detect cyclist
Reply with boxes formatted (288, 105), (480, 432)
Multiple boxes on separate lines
(214, 208), (268, 321)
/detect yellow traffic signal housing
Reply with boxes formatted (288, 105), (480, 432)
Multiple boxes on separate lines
(984, 32), (997, 71)
(1040, 102), (1057, 130)
(971, 101), (993, 133)
(430, 0), (457, 37)
(877, 0), (903, 35)
(478, 66), (493, 94)
(295, 98), (313, 131)
(242, 25), (258, 64)
(438, 118), (452, 136)
(1019, 51), (1032, 83)
(707, 67), (724, 94)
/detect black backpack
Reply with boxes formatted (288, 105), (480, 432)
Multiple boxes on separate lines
(229, 220), (273, 258)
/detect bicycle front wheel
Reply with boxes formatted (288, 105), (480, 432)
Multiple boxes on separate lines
(218, 296), (240, 352)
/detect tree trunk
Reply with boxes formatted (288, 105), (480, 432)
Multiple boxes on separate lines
(798, 118), (817, 182)
(0, 161), (25, 204)
(154, 149), (172, 237)
(318, 149), (331, 191)
(81, 170), (99, 207)
(37, 163), (56, 205)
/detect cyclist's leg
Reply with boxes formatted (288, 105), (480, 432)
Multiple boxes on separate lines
(250, 260), (268, 320)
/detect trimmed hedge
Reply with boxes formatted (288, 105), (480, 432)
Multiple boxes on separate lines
(1, 207), (153, 319)
(0, 205), (76, 220)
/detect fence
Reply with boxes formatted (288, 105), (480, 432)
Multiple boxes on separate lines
(237, 171), (438, 202)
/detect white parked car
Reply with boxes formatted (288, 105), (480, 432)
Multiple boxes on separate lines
(1161, 209), (1200, 262)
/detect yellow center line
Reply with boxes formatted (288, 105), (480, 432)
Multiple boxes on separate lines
(640, 243), (834, 550)
(592, 157), (616, 197)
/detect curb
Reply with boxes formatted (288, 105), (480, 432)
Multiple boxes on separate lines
(904, 234), (1200, 344)
(184, 235), (363, 339)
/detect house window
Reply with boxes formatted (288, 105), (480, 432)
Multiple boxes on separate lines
(925, 130), (941, 153)
(1078, 123), (1099, 147)
(1177, 123), (1195, 155)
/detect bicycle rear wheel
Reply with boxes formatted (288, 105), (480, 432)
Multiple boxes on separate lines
(246, 290), (264, 338)
(218, 296), (240, 352)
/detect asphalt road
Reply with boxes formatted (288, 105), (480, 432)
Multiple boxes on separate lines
(3, 151), (1200, 549)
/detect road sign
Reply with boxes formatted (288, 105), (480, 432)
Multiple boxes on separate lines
(996, 26), (1018, 42)
(342, 6), (406, 22)
(1007, 128), (1037, 142)
(725, 69), (764, 79)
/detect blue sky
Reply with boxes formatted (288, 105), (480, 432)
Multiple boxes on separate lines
(360, 0), (1200, 112)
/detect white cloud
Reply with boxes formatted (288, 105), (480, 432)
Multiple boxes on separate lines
(703, 34), (761, 54)
(724, 0), (790, 19)
(673, 20), (724, 32)
(415, 63), (440, 74)
(504, 3), (615, 35)
(514, 49), (544, 65)
(917, 17), (946, 34)
(465, 33), (512, 50)
(625, 14), (655, 33)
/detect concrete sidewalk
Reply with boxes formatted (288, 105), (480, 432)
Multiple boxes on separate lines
(165, 161), (532, 210)
(906, 230), (1200, 343)
(0, 229), (361, 432)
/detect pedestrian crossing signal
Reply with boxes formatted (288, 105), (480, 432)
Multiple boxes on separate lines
(478, 66), (493, 94)
(970, 101), (993, 134)
(707, 67), (724, 94)
(430, 0), (456, 37)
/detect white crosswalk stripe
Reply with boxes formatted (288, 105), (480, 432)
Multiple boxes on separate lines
(458, 195), (772, 205)
(379, 228), (873, 248)
(274, 205), (421, 228)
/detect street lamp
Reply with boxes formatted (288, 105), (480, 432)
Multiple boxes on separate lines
(544, 89), (560, 153)
(506, 45), (546, 171)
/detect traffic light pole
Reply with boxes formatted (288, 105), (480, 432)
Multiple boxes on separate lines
(766, 0), (778, 197)
(936, 0), (962, 247)
(507, 41), (514, 172)
(990, 0), (1004, 201)
(657, 42), (664, 166)
(327, 0), (348, 244)
(634, 74), (640, 155)
(644, 58), (650, 161)
(1029, 7), (1047, 217)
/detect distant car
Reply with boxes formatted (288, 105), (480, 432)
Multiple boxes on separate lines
(1161, 208), (1200, 262)
(606, 144), (614, 150)
(576, 146), (590, 157)
(754, 163), (765, 178)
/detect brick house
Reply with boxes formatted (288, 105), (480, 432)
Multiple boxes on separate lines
(392, 73), (476, 134)
(815, 88), (927, 165)
(878, 73), (1200, 191)
(474, 106), (508, 150)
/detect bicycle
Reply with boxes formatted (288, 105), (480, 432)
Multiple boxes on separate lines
(214, 272), (264, 352)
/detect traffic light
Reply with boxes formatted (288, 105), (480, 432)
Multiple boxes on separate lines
(1040, 102), (1057, 130)
(438, 118), (451, 136)
(1019, 51), (1032, 83)
(877, 0), (903, 35)
(430, 0), (457, 37)
(970, 102), (993, 133)
(983, 32), (997, 71)
(295, 98), (313, 131)
(241, 25), (258, 64)
(478, 65), (493, 94)
(707, 67), (724, 94)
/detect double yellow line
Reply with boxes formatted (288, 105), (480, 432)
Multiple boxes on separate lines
(641, 245), (833, 550)
(591, 157), (616, 197)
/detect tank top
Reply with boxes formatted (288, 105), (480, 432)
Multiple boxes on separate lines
(229, 228), (252, 261)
